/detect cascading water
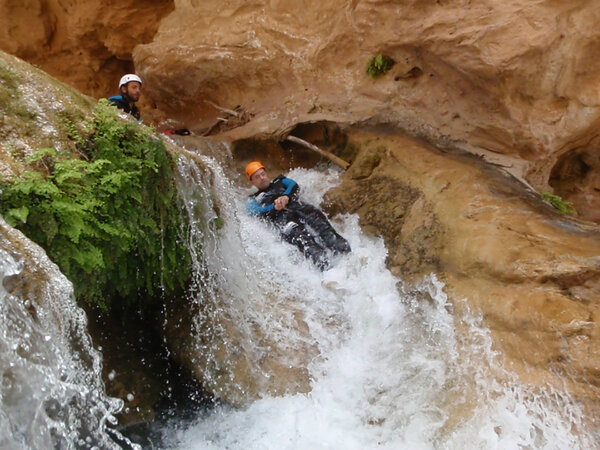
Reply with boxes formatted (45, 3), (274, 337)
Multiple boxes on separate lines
(0, 220), (133, 449)
(160, 144), (597, 450)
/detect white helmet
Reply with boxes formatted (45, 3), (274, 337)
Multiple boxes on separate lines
(119, 74), (142, 89)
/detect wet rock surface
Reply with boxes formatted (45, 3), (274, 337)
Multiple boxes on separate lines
(4, 2), (600, 220)
(84, 304), (213, 428)
(325, 128), (600, 418)
(3, 3), (600, 432)
(161, 287), (317, 407)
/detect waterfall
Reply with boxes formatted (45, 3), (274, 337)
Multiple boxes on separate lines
(0, 135), (595, 449)
(0, 219), (132, 449)
(161, 146), (596, 449)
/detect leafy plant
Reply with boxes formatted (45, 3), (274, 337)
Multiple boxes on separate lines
(541, 192), (577, 215)
(0, 100), (191, 310)
(366, 54), (395, 78)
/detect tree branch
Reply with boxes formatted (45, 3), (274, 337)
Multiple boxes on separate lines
(284, 135), (350, 170)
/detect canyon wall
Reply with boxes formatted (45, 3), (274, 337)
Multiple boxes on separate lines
(2, 0), (600, 421)
(2, 0), (599, 219)
(0, 0), (173, 121)
(132, 0), (600, 219)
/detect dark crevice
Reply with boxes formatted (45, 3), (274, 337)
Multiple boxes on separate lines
(233, 121), (350, 175)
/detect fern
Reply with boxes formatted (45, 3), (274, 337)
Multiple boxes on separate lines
(0, 100), (191, 310)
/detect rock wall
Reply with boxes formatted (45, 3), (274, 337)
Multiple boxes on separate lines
(0, 0), (173, 119)
(324, 128), (600, 418)
(2, 1), (600, 219)
(130, 0), (600, 220)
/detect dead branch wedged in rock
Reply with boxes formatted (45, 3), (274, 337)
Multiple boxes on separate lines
(205, 100), (240, 117)
(202, 101), (254, 136)
(284, 135), (350, 170)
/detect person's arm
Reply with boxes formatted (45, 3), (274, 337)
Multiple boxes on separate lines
(280, 177), (299, 199)
(246, 196), (274, 216)
(273, 177), (299, 210)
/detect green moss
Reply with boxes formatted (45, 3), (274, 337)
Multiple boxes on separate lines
(0, 61), (30, 119)
(366, 54), (395, 78)
(0, 100), (191, 310)
(211, 216), (225, 230)
(541, 192), (577, 215)
(0, 61), (20, 90)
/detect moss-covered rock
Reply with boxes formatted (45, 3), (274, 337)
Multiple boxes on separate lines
(0, 50), (95, 178)
(0, 51), (197, 427)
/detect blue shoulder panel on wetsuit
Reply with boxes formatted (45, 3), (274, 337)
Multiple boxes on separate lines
(246, 176), (298, 216)
(280, 177), (297, 196)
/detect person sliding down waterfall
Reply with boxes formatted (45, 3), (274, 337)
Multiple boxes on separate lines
(245, 161), (351, 270)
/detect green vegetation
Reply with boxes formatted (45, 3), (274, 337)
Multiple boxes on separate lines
(366, 54), (395, 78)
(0, 56), (94, 155)
(0, 100), (191, 310)
(0, 61), (33, 124)
(541, 192), (577, 215)
(0, 61), (19, 89)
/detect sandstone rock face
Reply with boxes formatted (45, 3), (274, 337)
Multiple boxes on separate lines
(0, 0), (173, 116)
(325, 128), (600, 417)
(132, 0), (600, 220)
(2, 2), (600, 217)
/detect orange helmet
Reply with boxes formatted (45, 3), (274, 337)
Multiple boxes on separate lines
(245, 161), (265, 179)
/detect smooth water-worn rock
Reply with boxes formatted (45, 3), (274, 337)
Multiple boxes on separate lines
(162, 291), (316, 407)
(4, 1), (600, 219)
(324, 129), (600, 418)
(131, 0), (600, 219)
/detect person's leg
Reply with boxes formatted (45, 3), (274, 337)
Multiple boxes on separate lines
(279, 221), (329, 270)
(294, 204), (351, 254)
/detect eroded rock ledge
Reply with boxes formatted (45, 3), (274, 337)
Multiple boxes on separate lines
(3, 1), (600, 221)
(321, 127), (600, 418)
(132, 0), (600, 221)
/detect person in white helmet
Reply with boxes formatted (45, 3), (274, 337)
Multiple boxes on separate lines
(108, 74), (142, 120)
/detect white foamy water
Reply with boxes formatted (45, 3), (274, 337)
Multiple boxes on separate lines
(0, 220), (132, 449)
(167, 153), (595, 450)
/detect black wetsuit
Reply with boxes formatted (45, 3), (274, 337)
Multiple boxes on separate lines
(108, 95), (141, 120)
(247, 175), (350, 269)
